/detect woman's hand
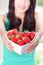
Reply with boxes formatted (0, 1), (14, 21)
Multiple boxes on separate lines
(3, 34), (14, 52)
(25, 32), (41, 54)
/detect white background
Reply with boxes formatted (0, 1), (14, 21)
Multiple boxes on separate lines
(0, 0), (9, 13)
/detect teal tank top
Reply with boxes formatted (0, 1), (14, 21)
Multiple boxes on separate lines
(2, 14), (35, 65)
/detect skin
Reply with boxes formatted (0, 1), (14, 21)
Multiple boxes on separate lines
(0, 0), (43, 53)
(14, 0), (30, 19)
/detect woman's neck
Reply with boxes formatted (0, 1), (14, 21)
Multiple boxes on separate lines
(15, 10), (25, 21)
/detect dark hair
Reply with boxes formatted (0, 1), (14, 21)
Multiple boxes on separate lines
(7, 0), (36, 32)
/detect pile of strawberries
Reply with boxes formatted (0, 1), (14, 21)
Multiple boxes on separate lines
(7, 29), (35, 46)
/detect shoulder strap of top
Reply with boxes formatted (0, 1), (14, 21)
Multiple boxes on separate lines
(5, 13), (10, 31)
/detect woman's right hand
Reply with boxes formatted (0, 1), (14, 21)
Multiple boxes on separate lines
(3, 34), (14, 52)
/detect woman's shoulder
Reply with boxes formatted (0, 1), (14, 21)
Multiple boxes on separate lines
(0, 14), (6, 22)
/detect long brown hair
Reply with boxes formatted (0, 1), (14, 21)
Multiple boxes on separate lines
(7, 0), (36, 32)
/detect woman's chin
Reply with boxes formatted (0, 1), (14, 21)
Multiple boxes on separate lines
(16, 7), (27, 13)
(18, 9), (26, 13)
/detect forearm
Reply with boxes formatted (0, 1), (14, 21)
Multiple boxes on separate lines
(0, 30), (7, 36)
(38, 28), (43, 36)
(37, 20), (43, 38)
(0, 21), (7, 36)
(35, 13), (43, 39)
(37, 30), (43, 42)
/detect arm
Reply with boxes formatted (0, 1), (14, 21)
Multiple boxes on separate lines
(26, 12), (43, 54)
(0, 14), (7, 36)
(0, 14), (13, 52)
(35, 12), (43, 38)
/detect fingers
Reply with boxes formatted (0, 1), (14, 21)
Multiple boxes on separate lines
(25, 43), (34, 54)
(6, 42), (14, 52)
(5, 40), (14, 52)
(6, 45), (14, 52)
(3, 34), (14, 52)
(25, 40), (39, 54)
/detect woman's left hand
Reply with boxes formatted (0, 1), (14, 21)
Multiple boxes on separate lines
(25, 32), (41, 54)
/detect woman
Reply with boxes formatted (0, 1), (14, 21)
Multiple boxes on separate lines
(0, 0), (43, 65)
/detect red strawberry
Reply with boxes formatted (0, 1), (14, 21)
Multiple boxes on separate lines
(23, 32), (29, 37)
(11, 36), (18, 43)
(12, 29), (18, 34)
(7, 32), (12, 37)
(17, 40), (24, 46)
(19, 34), (23, 40)
(29, 32), (35, 40)
(16, 32), (22, 39)
(17, 32), (22, 34)
(22, 37), (30, 44)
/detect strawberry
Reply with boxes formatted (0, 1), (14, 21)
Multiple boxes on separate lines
(17, 32), (22, 34)
(29, 32), (35, 40)
(7, 32), (12, 36)
(17, 40), (24, 46)
(12, 29), (18, 34)
(16, 32), (22, 39)
(11, 36), (18, 43)
(7, 29), (35, 46)
(22, 37), (30, 44)
(23, 32), (29, 37)
(16, 33), (23, 40)
(19, 34), (23, 40)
